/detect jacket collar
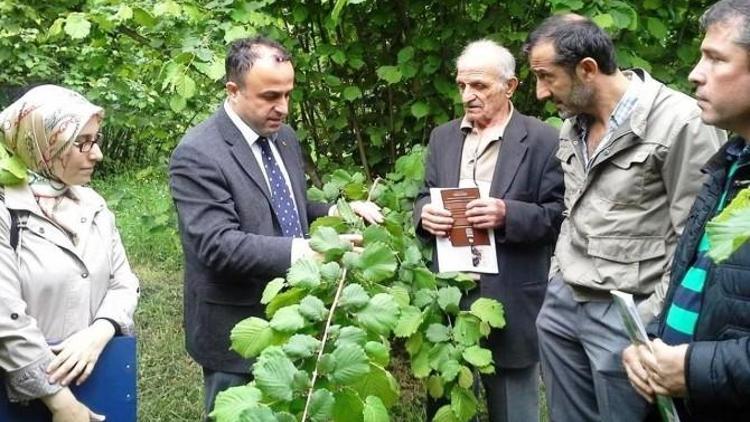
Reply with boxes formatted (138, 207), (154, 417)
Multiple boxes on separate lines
(703, 136), (750, 174)
(489, 110), (528, 197)
(4, 182), (104, 216)
(623, 68), (661, 140)
(559, 68), (660, 143)
(447, 110), (529, 196)
(215, 106), (273, 201)
(4, 182), (104, 258)
(213, 105), (309, 229)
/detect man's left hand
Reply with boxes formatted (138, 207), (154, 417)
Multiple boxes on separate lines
(348, 201), (384, 224)
(465, 198), (506, 229)
(643, 338), (689, 397)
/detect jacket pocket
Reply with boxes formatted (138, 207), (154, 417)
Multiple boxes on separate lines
(717, 325), (750, 341)
(609, 148), (651, 170)
(715, 263), (750, 300)
(556, 142), (583, 208)
(594, 146), (655, 206)
(587, 236), (666, 290)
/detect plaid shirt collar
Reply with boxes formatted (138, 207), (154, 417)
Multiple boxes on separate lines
(576, 70), (643, 154)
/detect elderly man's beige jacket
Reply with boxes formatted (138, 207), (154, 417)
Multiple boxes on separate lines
(551, 69), (726, 322)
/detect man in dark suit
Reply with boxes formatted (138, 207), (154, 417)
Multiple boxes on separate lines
(169, 36), (382, 417)
(414, 39), (564, 422)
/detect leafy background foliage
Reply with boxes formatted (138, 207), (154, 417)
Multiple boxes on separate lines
(0, 0), (713, 179)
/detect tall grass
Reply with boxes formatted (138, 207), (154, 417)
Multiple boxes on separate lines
(94, 169), (203, 420)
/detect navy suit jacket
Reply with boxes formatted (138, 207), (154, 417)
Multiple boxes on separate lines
(414, 111), (564, 368)
(169, 106), (329, 372)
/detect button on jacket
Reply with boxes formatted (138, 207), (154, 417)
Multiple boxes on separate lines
(552, 69), (726, 320)
(0, 183), (139, 401)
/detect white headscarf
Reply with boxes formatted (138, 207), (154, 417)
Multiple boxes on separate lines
(0, 85), (104, 239)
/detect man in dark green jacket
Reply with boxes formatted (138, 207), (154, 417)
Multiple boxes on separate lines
(623, 1), (750, 420)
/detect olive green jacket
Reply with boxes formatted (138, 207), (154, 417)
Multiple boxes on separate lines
(551, 69), (726, 322)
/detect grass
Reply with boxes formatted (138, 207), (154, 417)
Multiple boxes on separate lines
(131, 266), (203, 421)
(94, 170), (203, 420)
(92, 169), (547, 421)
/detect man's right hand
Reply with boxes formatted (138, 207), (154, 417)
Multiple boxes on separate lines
(420, 203), (453, 237)
(622, 343), (655, 403)
(42, 388), (105, 422)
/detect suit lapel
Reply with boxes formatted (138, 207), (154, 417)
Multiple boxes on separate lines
(216, 108), (273, 203)
(490, 111), (528, 197)
(447, 122), (466, 187)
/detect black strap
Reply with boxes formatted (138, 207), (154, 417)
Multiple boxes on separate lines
(9, 210), (18, 250)
(1, 190), (20, 250)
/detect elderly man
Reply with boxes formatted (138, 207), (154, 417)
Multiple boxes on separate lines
(524, 14), (727, 422)
(622, 1), (750, 420)
(169, 36), (382, 416)
(414, 39), (564, 422)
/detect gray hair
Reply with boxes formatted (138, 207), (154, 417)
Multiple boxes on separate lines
(701, 0), (750, 51)
(456, 39), (516, 81)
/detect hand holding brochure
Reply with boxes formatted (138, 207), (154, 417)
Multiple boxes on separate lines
(611, 291), (680, 422)
(439, 188), (490, 247)
(429, 187), (498, 274)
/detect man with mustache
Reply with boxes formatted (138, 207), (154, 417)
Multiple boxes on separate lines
(623, 1), (750, 420)
(524, 14), (726, 421)
(414, 39), (564, 421)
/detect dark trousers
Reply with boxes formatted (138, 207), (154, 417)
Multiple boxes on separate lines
(202, 368), (252, 420)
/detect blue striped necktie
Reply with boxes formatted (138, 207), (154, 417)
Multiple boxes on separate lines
(256, 137), (304, 238)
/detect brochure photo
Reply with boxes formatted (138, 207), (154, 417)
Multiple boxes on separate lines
(430, 187), (498, 274)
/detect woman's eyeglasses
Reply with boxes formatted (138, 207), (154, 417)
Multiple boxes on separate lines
(73, 132), (103, 153)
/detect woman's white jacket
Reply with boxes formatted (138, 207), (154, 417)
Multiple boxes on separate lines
(0, 183), (139, 401)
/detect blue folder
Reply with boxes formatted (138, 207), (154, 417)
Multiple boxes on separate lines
(0, 336), (137, 422)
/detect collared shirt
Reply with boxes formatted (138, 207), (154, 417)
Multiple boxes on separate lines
(223, 101), (299, 212)
(453, 104), (514, 280)
(576, 71), (642, 167)
(458, 103), (515, 191)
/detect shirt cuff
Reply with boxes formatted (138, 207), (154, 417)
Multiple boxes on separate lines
(4, 352), (62, 402)
(291, 238), (307, 264)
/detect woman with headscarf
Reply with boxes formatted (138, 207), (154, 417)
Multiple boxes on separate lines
(0, 85), (139, 421)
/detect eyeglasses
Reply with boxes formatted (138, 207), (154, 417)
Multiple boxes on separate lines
(73, 132), (103, 153)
